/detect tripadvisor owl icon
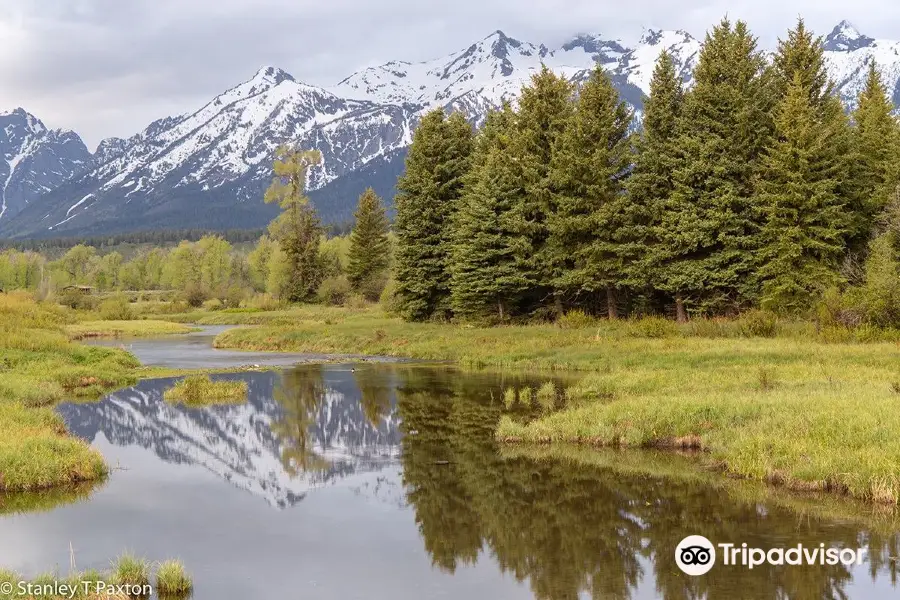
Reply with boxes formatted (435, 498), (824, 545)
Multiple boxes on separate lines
(676, 535), (716, 576)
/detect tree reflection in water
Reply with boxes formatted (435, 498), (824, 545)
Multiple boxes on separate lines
(377, 365), (900, 600)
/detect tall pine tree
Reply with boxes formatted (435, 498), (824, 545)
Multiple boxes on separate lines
(347, 187), (391, 299)
(449, 104), (528, 320)
(851, 62), (900, 245)
(548, 65), (633, 318)
(393, 108), (473, 321)
(755, 73), (850, 313)
(664, 19), (774, 317)
(506, 66), (574, 315)
(623, 50), (684, 317)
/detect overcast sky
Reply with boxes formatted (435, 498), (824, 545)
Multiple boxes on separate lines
(1, 0), (898, 149)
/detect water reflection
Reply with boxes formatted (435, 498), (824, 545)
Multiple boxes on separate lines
(4, 364), (894, 599)
(58, 368), (401, 508)
(392, 367), (900, 600)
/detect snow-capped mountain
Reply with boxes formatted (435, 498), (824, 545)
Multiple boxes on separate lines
(1, 20), (899, 238)
(58, 372), (402, 509)
(823, 20), (900, 107)
(0, 108), (92, 223)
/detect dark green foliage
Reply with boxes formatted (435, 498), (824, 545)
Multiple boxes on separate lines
(264, 146), (326, 302)
(755, 73), (850, 313)
(450, 105), (529, 320)
(506, 66), (575, 313)
(548, 65), (633, 318)
(393, 109), (474, 321)
(663, 18), (775, 314)
(347, 188), (391, 300)
(623, 50), (683, 293)
(851, 63), (900, 244)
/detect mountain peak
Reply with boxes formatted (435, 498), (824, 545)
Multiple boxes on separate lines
(824, 20), (875, 51)
(251, 66), (295, 86)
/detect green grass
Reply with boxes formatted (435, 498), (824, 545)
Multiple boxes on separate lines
(207, 305), (900, 505)
(0, 555), (192, 600)
(163, 375), (247, 406)
(110, 554), (149, 589)
(65, 320), (197, 340)
(0, 293), (142, 492)
(155, 560), (193, 597)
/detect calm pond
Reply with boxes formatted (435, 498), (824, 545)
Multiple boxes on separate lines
(0, 330), (898, 599)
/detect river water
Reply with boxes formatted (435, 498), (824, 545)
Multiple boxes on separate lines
(0, 330), (897, 599)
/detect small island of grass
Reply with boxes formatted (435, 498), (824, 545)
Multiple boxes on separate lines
(163, 375), (247, 406)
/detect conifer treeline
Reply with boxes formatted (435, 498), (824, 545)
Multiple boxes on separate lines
(392, 17), (900, 322)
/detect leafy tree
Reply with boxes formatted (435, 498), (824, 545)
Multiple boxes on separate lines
(93, 251), (123, 291)
(506, 66), (575, 314)
(851, 62), (900, 244)
(393, 109), (473, 321)
(755, 73), (850, 313)
(623, 51), (685, 317)
(248, 235), (277, 292)
(664, 18), (774, 317)
(197, 235), (233, 297)
(58, 244), (97, 285)
(264, 146), (325, 302)
(548, 65), (633, 318)
(347, 188), (391, 299)
(449, 104), (528, 320)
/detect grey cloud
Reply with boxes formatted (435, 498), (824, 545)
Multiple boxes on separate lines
(1, 0), (899, 148)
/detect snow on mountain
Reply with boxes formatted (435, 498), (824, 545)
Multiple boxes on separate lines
(59, 373), (402, 509)
(2, 20), (900, 238)
(0, 108), (92, 223)
(823, 20), (900, 108)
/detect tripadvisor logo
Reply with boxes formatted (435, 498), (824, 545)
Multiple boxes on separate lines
(675, 535), (868, 576)
(676, 535), (716, 576)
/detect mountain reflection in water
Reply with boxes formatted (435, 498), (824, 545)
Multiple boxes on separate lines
(1, 364), (895, 600)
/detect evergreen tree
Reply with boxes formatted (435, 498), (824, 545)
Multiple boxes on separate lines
(623, 51), (684, 317)
(347, 187), (391, 299)
(264, 146), (325, 302)
(393, 109), (473, 321)
(771, 18), (861, 255)
(664, 19), (774, 318)
(548, 65), (633, 318)
(506, 66), (575, 314)
(449, 104), (528, 320)
(851, 62), (900, 244)
(772, 18), (833, 103)
(755, 74), (850, 313)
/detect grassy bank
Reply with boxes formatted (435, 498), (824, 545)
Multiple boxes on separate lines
(65, 320), (197, 340)
(208, 305), (900, 505)
(0, 293), (140, 492)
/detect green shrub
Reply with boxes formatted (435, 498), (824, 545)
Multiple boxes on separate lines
(318, 275), (352, 306)
(556, 309), (597, 329)
(98, 295), (134, 321)
(357, 272), (389, 302)
(855, 233), (900, 327)
(223, 285), (246, 309)
(627, 316), (678, 338)
(57, 288), (97, 310)
(379, 278), (401, 315)
(737, 309), (779, 338)
(182, 283), (208, 308)
(203, 298), (223, 311)
(245, 293), (285, 311)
